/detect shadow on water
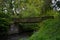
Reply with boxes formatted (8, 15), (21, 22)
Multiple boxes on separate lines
(0, 30), (34, 40)
(0, 31), (33, 40)
(7, 31), (34, 40)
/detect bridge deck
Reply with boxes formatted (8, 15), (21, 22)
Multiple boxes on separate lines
(14, 16), (54, 23)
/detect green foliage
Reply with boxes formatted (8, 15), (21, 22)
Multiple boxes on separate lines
(18, 0), (59, 33)
(0, 12), (12, 35)
(0, 1), (60, 40)
(18, 0), (54, 18)
(17, 0), (53, 32)
(28, 15), (60, 40)
(17, 0), (45, 18)
(0, 0), (13, 33)
(16, 0), (46, 32)
(45, 10), (59, 18)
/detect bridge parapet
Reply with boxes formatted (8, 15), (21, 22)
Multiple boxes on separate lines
(13, 16), (54, 23)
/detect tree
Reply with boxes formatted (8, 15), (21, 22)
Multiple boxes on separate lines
(0, 0), (12, 37)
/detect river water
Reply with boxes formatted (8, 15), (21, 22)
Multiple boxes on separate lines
(7, 32), (33, 40)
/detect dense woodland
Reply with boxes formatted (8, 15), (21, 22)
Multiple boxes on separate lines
(0, 0), (60, 40)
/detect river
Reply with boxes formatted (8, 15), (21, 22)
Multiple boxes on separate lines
(7, 32), (33, 40)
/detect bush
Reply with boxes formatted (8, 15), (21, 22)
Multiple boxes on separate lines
(28, 16), (60, 40)
(0, 13), (12, 35)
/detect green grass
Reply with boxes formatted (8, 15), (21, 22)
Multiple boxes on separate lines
(28, 16), (60, 40)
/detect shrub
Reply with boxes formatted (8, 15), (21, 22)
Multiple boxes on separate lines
(0, 13), (12, 35)
(28, 16), (60, 40)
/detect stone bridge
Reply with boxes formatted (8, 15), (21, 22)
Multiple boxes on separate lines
(8, 16), (54, 35)
(14, 16), (54, 23)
